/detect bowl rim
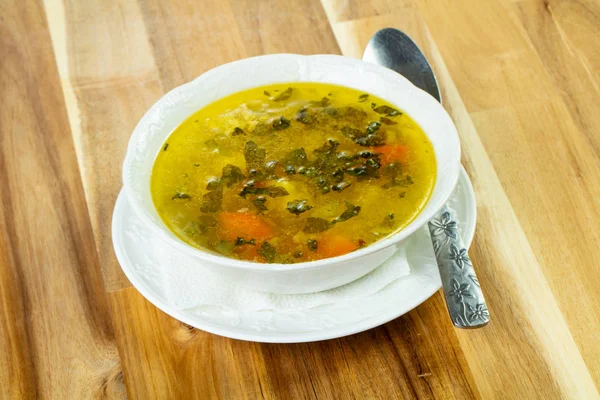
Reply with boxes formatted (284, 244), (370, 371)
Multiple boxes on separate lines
(122, 53), (460, 272)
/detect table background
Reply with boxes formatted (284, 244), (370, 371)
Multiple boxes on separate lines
(1, 0), (599, 398)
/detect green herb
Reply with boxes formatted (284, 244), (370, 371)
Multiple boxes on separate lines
(252, 122), (270, 136)
(293, 251), (304, 258)
(295, 107), (316, 125)
(332, 181), (351, 192)
(206, 179), (222, 190)
(384, 213), (395, 228)
(380, 117), (398, 125)
(319, 96), (330, 107)
(235, 237), (256, 246)
(171, 192), (190, 200)
(371, 103), (377, 109)
(283, 148), (308, 173)
(356, 133), (386, 146)
(163, 143), (169, 151)
(200, 188), (223, 213)
(251, 196), (268, 213)
(366, 121), (381, 134)
(272, 116), (291, 131)
(221, 164), (245, 187)
(307, 239), (318, 251)
(193, 164), (200, 167)
(273, 87), (293, 101)
(332, 201), (361, 224)
(373, 105), (401, 116)
(264, 90), (271, 97)
(399, 191), (406, 198)
(286, 199), (313, 215)
(258, 242), (277, 262)
(303, 217), (332, 233)
(358, 94), (369, 102)
(239, 183), (289, 199)
(232, 127), (245, 136)
(244, 141), (266, 170)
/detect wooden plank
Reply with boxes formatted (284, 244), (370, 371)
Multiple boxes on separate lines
(0, 0), (123, 398)
(109, 288), (478, 399)
(44, 0), (164, 291)
(320, 1), (599, 397)
(415, 0), (556, 113)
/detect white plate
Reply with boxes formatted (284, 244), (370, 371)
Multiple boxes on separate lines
(112, 166), (475, 343)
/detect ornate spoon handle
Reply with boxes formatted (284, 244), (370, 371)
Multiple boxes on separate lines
(428, 204), (489, 328)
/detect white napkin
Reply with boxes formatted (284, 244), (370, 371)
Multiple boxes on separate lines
(157, 243), (412, 312)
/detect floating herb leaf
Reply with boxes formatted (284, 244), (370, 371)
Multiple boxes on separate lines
(319, 96), (330, 107)
(307, 239), (318, 251)
(366, 121), (381, 134)
(356, 133), (386, 146)
(273, 87), (293, 101)
(272, 116), (291, 131)
(239, 183), (289, 199)
(232, 127), (245, 136)
(264, 90), (271, 97)
(333, 201), (361, 224)
(193, 163), (200, 167)
(358, 94), (369, 102)
(171, 192), (190, 200)
(303, 217), (332, 233)
(251, 195), (268, 213)
(384, 213), (395, 228)
(332, 181), (351, 192)
(373, 105), (401, 116)
(235, 237), (256, 246)
(258, 242), (277, 262)
(295, 107), (316, 125)
(200, 188), (223, 213)
(163, 143), (169, 151)
(286, 199), (313, 215)
(399, 191), (406, 198)
(222, 164), (245, 187)
(244, 141), (266, 170)
(380, 117), (398, 125)
(206, 178), (222, 190)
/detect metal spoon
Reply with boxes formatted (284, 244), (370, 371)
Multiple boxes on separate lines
(363, 28), (489, 328)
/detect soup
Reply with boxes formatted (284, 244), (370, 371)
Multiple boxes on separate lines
(151, 83), (436, 263)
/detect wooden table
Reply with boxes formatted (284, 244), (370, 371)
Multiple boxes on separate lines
(1, 0), (599, 398)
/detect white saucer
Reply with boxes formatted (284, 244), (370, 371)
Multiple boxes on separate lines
(112, 166), (476, 343)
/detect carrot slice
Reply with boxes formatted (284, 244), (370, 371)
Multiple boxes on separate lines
(217, 212), (274, 242)
(377, 144), (410, 165)
(318, 235), (359, 259)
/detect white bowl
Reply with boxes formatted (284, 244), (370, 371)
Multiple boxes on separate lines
(122, 54), (461, 294)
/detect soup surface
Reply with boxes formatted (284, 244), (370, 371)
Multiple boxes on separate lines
(151, 83), (436, 263)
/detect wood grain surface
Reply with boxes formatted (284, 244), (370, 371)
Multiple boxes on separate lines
(1, 0), (599, 398)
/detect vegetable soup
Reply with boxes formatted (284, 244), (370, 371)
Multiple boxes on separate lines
(151, 83), (436, 263)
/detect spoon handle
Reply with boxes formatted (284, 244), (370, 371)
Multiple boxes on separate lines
(428, 205), (489, 328)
